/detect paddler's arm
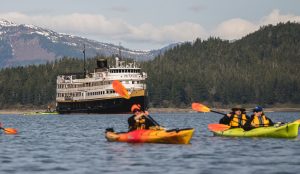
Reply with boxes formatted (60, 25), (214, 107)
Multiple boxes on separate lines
(128, 116), (136, 131)
(243, 116), (254, 131)
(266, 116), (274, 126)
(219, 113), (231, 125)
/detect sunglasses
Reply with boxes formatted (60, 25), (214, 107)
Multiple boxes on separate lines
(134, 110), (141, 113)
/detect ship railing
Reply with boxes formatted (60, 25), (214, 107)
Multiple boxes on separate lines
(64, 96), (73, 101)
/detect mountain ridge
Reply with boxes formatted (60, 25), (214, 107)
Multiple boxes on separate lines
(0, 19), (174, 68)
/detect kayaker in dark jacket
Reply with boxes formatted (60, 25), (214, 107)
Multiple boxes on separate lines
(243, 106), (274, 131)
(128, 104), (157, 131)
(219, 107), (249, 128)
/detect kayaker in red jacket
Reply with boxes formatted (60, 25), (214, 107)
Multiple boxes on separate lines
(243, 106), (274, 131)
(128, 104), (158, 131)
(219, 107), (249, 128)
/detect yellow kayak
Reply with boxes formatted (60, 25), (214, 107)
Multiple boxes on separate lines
(211, 120), (300, 138)
(105, 128), (194, 144)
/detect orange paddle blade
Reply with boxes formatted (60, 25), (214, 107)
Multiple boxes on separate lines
(208, 123), (230, 132)
(3, 128), (18, 134)
(112, 80), (130, 99)
(192, 103), (211, 112)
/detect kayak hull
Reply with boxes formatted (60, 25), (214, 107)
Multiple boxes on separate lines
(212, 122), (299, 138)
(105, 128), (194, 144)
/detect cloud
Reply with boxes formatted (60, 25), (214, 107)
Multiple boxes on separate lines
(0, 12), (130, 35)
(124, 22), (206, 43)
(110, 5), (130, 13)
(188, 5), (205, 13)
(260, 9), (300, 25)
(1, 9), (300, 49)
(0, 12), (206, 46)
(213, 9), (300, 40)
(213, 18), (258, 39)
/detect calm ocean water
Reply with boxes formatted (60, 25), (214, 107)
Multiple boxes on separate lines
(0, 112), (300, 174)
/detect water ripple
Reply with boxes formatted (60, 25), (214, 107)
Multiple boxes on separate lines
(0, 112), (300, 173)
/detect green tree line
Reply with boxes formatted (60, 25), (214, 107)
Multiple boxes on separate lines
(0, 22), (299, 109)
(143, 22), (300, 107)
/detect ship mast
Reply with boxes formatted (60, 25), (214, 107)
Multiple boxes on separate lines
(83, 44), (86, 77)
(118, 42), (122, 60)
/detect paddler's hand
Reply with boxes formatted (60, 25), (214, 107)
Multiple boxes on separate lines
(134, 113), (145, 120)
(226, 113), (232, 117)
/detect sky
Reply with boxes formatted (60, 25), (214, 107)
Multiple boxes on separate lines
(1, 0), (300, 50)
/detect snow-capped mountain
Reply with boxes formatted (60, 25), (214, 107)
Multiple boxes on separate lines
(0, 19), (171, 68)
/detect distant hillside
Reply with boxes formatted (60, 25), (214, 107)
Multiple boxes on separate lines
(0, 19), (176, 68)
(143, 22), (300, 107)
(0, 22), (299, 108)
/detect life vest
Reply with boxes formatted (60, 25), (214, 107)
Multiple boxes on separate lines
(134, 116), (146, 130)
(229, 114), (248, 127)
(251, 115), (270, 127)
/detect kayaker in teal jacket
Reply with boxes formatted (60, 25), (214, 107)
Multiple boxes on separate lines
(243, 106), (274, 131)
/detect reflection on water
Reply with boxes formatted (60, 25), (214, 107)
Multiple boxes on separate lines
(0, 112), (299, 174)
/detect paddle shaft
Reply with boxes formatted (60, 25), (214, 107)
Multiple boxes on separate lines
(211, 110), (226, 115)
(147, 115), (160, 126)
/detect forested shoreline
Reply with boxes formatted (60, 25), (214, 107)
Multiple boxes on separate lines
(0, 22), (300, 109)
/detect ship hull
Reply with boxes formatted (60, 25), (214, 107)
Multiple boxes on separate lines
(56, 96), (147, 114)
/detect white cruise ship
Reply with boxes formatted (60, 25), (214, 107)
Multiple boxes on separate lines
(56, 57), (147, 114)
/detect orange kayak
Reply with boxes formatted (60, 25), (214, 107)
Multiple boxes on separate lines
(105, 128), (194, 144)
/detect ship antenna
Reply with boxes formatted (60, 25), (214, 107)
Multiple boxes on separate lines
(118, 42), (122, 60)
(83, 44), (86, 77)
